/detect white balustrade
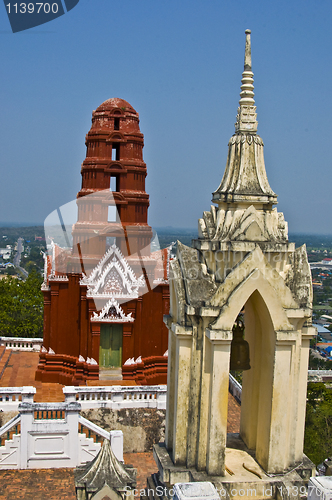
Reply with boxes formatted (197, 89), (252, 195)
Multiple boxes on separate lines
(63, 385), (167, 410)
(0, 386), (36, 411)
(0, 378), (238, 412)
(0, 337), (43, 352)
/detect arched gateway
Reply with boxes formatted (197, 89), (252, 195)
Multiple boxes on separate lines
(156, 30), (316, 491)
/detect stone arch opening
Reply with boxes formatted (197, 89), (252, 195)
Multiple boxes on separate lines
(239, 290), (275, 461)
(222, 285), (296, 473)
(226, 289), (275, 454)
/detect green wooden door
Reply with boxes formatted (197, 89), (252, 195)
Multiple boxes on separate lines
(99, 324), (123, 367)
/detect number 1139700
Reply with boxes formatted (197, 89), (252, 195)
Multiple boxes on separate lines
(6, 2), (60, 14)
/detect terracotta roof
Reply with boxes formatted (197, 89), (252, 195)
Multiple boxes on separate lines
(96, 98), (137, 114)
(0, 452), (158, 499)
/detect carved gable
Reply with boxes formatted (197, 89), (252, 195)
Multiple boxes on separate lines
(81, 244), (145, 299)
(91, 297), (134, 323)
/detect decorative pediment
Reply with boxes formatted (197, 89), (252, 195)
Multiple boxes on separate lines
(80, 244), (145, 299)
(207, 245), (298, 312)
(198, 204), (288, 243)
(91, 297), (134, 323)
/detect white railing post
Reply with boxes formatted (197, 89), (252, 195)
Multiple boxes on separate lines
(66, 401), (81, 467)
(110, 430), (123, 462)
(157, 385), (167, 409)
(111, 390), (125, 410)
(21, 387), (36, 404)
(20, 386), (37, 468)
(63, 386), (77, 403)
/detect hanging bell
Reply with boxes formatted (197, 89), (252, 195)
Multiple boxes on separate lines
(230, 317), (251, 371)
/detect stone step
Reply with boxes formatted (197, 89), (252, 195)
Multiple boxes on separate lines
(99, 367), (123, 381)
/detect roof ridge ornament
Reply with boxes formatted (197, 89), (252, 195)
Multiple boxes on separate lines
(235, 29), (258, 134)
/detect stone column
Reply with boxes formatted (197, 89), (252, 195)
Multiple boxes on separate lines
(79, 287), (88, 359)
(91, 323), (100, 363)
(293, 327), (315, 462)
(205, 329), (232, 476)
(170, 323), (193, 465)
(256, 332), (296, 473)
(164, 321), (176, 450)
(42, 290), (51, 349)
(49, 285), (59, 352)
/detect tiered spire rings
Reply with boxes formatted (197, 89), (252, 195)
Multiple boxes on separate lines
(235, 29), (258, 134)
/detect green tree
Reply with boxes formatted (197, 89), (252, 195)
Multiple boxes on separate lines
(304, 383), (332, 465)
(0, 270), (43, 338)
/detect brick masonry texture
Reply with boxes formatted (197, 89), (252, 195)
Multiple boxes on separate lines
(0, 468), (76, 500)
(0, 453), (158, 499)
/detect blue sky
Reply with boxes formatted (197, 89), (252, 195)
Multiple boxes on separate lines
(0, 0), (331, 234)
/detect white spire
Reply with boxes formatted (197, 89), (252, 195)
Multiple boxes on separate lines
(235, 29), (258, 133)
(212, 29), (277, 208)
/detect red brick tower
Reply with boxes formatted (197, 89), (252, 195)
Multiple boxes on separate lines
(70, 98), (153, 273)
(36, 99), (169, 385)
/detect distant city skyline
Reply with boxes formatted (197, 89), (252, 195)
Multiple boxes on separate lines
(0, 1), (331, 234)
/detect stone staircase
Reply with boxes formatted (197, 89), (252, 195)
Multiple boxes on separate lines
(78, 433), (102, 464)
(0, 433), (20, 469)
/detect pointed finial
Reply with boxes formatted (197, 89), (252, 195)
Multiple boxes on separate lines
(235, 29), (258, 133)
(244, 29), (251, 70)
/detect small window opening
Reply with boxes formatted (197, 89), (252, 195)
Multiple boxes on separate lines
(112, 144), (120, 161)
(110, 176), (117, 192)
(114, 118), (120, 130)
(108, 205), (117, 222)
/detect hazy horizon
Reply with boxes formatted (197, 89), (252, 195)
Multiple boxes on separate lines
(0, 221), (331, 238)
(1, 1), (331, 234)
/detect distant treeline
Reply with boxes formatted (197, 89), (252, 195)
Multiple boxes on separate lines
(156, 229), (332, 251)
(1, 225), (332, 251)
(0, 225), (44, 247)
